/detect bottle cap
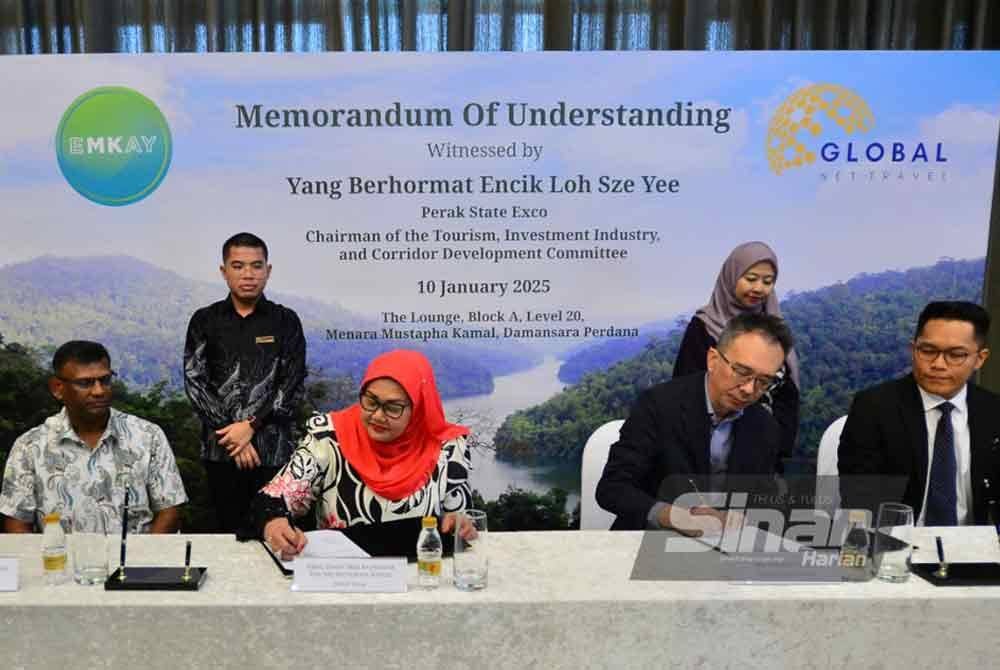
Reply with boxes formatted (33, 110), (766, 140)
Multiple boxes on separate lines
(43, 512), (61, 524)
(421, 516), (437, 528)
(847, 509), (867, 524)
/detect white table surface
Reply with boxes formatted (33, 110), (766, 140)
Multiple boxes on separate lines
(2, 528), (999, 669)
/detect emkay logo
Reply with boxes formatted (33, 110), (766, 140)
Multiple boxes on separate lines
(56, 86), (172, 206)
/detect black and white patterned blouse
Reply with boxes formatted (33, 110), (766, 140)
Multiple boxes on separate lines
(252, 413), (471, 533)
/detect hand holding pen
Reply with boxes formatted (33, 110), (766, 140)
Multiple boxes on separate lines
(263, 516), (306, 560)
(686, 478), (743, 529)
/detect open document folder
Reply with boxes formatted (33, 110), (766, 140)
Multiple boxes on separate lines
(262, 530), (370, 577)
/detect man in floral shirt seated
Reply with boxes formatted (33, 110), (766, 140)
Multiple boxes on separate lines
(0, 341), (187, 533)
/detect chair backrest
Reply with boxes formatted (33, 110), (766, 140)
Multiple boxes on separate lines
(815, 415), (848, 516)
(580, 419), (625, 530)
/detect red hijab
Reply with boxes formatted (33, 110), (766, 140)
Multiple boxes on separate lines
(330, 350), (469, 501)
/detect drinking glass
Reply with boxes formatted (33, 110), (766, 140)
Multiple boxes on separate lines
(453, 509), (488, 591)
(875, 502), (914, 583)
(71, 503), (109, 585)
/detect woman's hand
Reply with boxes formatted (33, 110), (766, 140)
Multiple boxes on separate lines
(441, 512), (478, 541)
(263, 517), (307, 560)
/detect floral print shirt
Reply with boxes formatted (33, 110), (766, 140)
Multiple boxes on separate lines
(0, 408), (187, 533)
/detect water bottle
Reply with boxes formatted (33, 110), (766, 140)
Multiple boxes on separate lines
(41, 512), (69, 585)
(416, 515), (443, 589)
(839, 509), (871, 581)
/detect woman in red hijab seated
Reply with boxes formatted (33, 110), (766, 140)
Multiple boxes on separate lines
(252, 349), (471, 559)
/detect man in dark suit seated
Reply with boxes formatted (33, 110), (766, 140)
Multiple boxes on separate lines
(839, 301), (1000, 526)
(596, 313), (792, 531)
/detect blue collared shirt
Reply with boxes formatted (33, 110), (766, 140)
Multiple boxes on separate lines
(647, 375), (744, 527)
(704, 375), (743, 476)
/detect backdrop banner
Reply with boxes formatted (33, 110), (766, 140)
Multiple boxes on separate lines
(1, 52), (998, 524)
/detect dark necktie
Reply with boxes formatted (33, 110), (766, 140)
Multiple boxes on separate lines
(924, 401), (958, 526)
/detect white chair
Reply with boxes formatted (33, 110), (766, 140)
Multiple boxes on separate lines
(815, 415), (847, 517)
(580, 419), (625, 530)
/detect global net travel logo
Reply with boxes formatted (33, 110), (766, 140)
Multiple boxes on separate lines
(56, 86), (172, 206)
(766, 83), (947, 183)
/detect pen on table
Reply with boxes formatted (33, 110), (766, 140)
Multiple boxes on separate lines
(183, 540), (192, 582)
(119, 487), (130, 581)
(983, 478), (1000, 543)
(935, 535), (948, 579)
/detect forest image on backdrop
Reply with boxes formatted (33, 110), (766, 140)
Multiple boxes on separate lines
(0, 256), (984, 531)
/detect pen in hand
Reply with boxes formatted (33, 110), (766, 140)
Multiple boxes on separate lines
(688, 478), (710, 508)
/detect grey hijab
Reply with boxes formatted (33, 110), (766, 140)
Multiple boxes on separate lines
(694, 241), (800, 387)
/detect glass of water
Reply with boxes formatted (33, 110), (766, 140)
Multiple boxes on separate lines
(71, 502), (109, 585)
(875, 502), (914, 583)
(453, 509), (488, 591)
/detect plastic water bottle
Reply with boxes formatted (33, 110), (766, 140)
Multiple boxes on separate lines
(839, 509), (871, 581)
(41, 512), (69, 585)
(416, 515), (443, 589)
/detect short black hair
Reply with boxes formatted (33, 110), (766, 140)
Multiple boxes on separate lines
(916, 301), (990, 346)
(52, 340), (111, 374)
(222, 232), (269, 262)
(717, 312), (794, 357)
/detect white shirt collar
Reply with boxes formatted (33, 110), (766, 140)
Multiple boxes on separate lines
(916, 383), (967, 417)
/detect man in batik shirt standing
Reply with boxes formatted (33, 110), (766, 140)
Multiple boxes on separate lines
(184, 232), (306, 533)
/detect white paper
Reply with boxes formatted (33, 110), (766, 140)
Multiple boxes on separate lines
(291, 557), (407, 593)
(911, 526), (1000, 564)
(281, 530), (370, 570)
(0, 558), (18, 591)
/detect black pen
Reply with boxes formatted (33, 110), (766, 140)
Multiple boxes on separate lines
(983, 478), (1000, 543)
(183, 540), (192, 582)
(119, 486), (130, 581)
(935, 535), (948, 578)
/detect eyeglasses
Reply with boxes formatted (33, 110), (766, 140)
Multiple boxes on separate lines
(359, 391), (410, 419)
(56, 371), (117, 390)
(913, 343), (979, 366)
(715, 350), (782, 393)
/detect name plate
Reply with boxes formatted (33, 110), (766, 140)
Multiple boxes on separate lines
(292, 557), (407, 593)
(0, 558), (18, 591)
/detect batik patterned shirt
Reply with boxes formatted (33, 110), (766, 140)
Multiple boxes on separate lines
(252, 413), (471, 532)
(184, 295), (307, 466)
(0, 408), (188, 533)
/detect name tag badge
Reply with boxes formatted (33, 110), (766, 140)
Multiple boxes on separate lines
(255, 335), (276, 344)
(291, 557), (407, 593)
(0, 558), (19, 591)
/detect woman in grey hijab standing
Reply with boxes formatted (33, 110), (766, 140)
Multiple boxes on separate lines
(673, 241), (801, 461)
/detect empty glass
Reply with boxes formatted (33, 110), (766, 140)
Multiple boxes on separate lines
(875, 502), (914, 583)
(453, 509), (488, 591)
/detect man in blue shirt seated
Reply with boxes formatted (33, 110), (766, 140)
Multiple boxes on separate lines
(597, 313), (791, 531)
(0, 341), (187, 533)
(839, 301), (1000, 526)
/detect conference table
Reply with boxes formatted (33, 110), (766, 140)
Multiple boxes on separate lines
(2, 529), (1000, 669)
